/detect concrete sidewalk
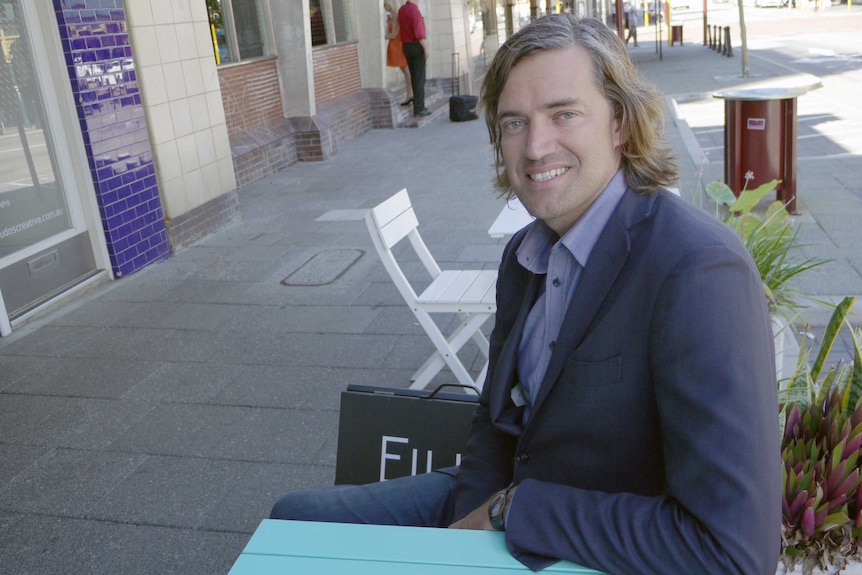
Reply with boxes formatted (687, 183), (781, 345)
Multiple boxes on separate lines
(2, 31), (862, 575)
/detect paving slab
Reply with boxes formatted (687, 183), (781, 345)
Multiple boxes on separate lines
(0, 448), (146, 517)
(0, 516), (246, 575)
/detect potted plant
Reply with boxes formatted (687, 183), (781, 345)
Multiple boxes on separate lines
(702, 179), (862, 573)
(779, 296), (862, 574)
(705, 178), (827, 327)
(704, 178), (829, 379)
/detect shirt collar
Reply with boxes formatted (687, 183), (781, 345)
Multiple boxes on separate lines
(516, 169), (628, 274)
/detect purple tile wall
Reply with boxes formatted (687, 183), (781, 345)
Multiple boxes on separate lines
(53, 0), (170, 278)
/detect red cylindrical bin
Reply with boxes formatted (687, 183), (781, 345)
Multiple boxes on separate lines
(714, 86), (812, 215)
(671, 24), (683, 46)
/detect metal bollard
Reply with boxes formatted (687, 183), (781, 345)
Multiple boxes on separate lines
(723, 26), (733, 57)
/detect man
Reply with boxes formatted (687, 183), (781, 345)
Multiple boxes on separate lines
(271, 14), (781, 575)
(398, 0), (430, 117)
(624, 1), (640, 47)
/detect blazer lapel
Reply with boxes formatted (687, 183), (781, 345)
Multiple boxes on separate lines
(529, 190), (650, 416)
(489, 273), (542, 436)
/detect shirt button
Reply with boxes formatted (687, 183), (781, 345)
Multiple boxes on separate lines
(516, 451), (530, 465)
(552, 277), (561, 287)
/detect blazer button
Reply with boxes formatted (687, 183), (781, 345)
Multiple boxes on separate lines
(516, 451), (529, 465)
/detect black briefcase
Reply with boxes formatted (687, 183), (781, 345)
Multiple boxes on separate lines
(449, 53), (478, 123)
(335, 384), (479, 485)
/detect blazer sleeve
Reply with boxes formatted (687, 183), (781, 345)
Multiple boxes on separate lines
(504, 240), (781, 574)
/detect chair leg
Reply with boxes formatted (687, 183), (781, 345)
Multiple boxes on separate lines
(409, 311), (492, 390)
(410, 313), (490, 386)
(475, 360), (489, 391)
(410, 344), (489, 391)
(460, 312), (490, 356)
(410, 352), (446, 389)
(445, 313), (491, 362)
(470, 330), (490, 356)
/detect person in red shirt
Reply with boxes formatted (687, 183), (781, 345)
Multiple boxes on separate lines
(385, 0), (413, 106)
(398, 0), (430, 117)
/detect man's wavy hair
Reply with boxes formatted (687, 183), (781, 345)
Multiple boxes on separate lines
(481, 14), (678, 198)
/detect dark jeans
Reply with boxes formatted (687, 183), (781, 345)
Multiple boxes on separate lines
(269, 467), (458, 527)
(402, 41), (426, 114)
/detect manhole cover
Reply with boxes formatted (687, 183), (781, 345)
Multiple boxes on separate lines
(281, 249), (363, 286)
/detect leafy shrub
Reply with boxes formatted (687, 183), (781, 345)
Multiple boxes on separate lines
(705, 179), (827, 326)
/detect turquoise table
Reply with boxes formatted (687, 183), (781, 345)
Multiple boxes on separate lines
(229, 520), (608, 574)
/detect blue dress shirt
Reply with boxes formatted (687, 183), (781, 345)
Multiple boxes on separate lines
(515, 170), (628, 423)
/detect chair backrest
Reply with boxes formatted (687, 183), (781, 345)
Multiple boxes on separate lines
(365, 189), (441, 303)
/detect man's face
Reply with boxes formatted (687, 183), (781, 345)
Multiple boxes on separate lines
(497, 45), (623, 236)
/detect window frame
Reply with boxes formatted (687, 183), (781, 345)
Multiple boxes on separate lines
(208, 0), (276, 65)
(313, 0), (356, 48)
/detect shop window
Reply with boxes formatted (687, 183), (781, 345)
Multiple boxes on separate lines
(310, 0), (355, 47)
(206, 0), (273, 64)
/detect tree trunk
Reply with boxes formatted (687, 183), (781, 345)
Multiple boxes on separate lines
(737, 0), (749, 77)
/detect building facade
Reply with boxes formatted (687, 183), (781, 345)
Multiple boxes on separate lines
(0, 0), (588, 335)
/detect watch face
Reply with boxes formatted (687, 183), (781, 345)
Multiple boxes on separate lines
(490, 493), (505, 516)
(489, 491), (507, 530)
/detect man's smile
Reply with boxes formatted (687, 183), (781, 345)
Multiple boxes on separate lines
(528, 167), (569, 183)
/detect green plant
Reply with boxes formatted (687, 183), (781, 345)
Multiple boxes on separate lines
(704, 179), (858, 571)
(705, 178), (828, 326)
(780, 296), (862, 572)
(206, 0), (224, 29)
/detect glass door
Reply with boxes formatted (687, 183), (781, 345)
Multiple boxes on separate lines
(0, 0), (101, 323)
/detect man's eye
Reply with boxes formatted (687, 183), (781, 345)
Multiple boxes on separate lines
(557, 111), (576, 121)
(502, 120), (525, 131)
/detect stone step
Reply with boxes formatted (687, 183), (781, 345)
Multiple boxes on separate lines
(396, 90), (453, 128)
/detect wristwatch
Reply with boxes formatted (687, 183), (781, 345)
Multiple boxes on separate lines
(488, 488), (509, 531)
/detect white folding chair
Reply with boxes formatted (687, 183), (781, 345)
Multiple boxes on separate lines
(365, 189), (497, 391)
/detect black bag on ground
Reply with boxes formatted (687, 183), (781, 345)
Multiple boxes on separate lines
(449, 53), (478, 123)
(450, 94), (479, 123)
(335, 384), (479, 485)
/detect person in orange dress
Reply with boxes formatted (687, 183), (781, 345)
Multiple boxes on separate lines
(384, 1), (413, 106)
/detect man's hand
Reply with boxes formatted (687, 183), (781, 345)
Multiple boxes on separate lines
(449, 486), (517, 530)
(449, 500), (493, 530)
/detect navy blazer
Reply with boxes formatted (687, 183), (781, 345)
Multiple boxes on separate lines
(453, 187), (781, 574)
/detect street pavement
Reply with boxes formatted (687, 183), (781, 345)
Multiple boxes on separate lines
(2, 13), (862, 574)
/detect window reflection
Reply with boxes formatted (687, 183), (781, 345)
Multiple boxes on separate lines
(310, 0), (327, 46)
(310, 0), (354, 47)
(0, 2), (71, 260)
(206, 0), (272, 64)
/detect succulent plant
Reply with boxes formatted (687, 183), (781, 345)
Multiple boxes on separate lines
(703, 179), (857, 572)
(780, 297), (862, 572)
